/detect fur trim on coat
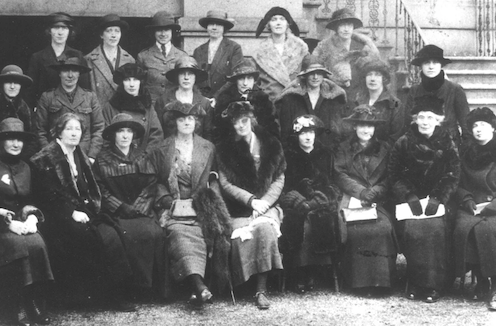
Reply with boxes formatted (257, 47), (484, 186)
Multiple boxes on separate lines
(277, 78), (347, 102)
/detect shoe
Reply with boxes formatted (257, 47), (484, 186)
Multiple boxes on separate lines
(109, 296), (136, 312)
(487, 292), (496, 311)
(424, 289), (441, 303)
(305, 277), (315, 292)
(255, 292), (270, 310)
(294, 284), (305, 294)
(24, 299), (50, 325)
(199, 289), (213, 304)
(473, 278), (490, 301)
(406, 285), (418, 300)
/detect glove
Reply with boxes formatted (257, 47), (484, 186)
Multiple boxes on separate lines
(117, 203), (136, 219)
(306, 191), (329, 211)
(406, 194), (423, 216)
(360, 188), (375, 203)
(281, 190), (306, 211)
(425, 198), (441, 216)
(462, 200), (476, 215)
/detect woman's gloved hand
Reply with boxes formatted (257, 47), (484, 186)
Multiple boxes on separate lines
(406, 194), (423, 216)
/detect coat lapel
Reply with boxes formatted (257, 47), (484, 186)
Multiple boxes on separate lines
(210, 39), (228, 72)
(191, 136), (209, 191)
(88, 47), (116, 91)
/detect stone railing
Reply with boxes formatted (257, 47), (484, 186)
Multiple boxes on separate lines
(476, 0), (496, 56)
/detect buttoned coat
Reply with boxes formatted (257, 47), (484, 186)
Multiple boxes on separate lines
(36, 85), (104, 159)
(193, 37), (243, 97)
(137, 44), (187, 104)
(85, 45), (135, 107)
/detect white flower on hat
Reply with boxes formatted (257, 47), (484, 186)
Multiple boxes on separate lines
(293, 116), (315, 133)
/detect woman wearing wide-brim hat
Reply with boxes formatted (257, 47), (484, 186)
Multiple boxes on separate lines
(154, 56), (214, 140)
(404, 44), (469, 146)
(313, 8), (380, 100)
(85, 14), (135, 109)
(253, 6), (309, 102)
(192, 10), (243, 98)
(137, 11), (187, 104)
(335, 104), (398, 295)
(26, 12), (90, 109)
(0, 65), (39, 159)
(275, 54), (348, 150)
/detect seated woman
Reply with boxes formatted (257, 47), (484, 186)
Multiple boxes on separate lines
(149, 101), (230, 305)
(217, 101), (285, 309)
(279, 115), (341, 293)
(30, 113), (135, 311)
(335, 105), (397, 294)
(452, 107), (496, 310)
(0, 118), (53, 326)
(388, 95), (460, 303)
(93, 113), (166, 298)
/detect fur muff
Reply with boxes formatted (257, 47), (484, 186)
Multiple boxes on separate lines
(109, 87), (152, 114)
(193, 187), (232, 294)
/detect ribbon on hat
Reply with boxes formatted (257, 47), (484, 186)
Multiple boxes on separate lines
(293, 116), (316, 133)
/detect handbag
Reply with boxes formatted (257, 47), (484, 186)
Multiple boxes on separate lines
(170, 198), (197, 217)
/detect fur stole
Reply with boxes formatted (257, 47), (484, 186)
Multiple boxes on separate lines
(405, 124), (454, 162)
(254, 33), (308, 88)
(354, 88), (399, 110)
(277, 78), (347, 103)
(348, 136), (382, 157)
(461, 137), (496, 170)
(109, 88), (152, 113)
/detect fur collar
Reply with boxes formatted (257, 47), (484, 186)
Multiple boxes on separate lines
(405, 124), (453, 163)
(421, 70), (445, 92)
(348, 136), (382, 156)
(354, 88), (399, 109)
(277, 78), (347, 102)
(109, 88), (152, 113)
(461, 137), (496, 170)
(254, 33), (308, 87)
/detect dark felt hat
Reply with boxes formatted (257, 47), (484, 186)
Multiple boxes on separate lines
(146, 11), (181, 31)
(164, 101), (206, 121)
(343, 104), (386, 125)
(113, 63), (146, 85)
(98, 14), (129, 33)
(359, 59), (390, 83)
(221, 101), (255, 120)
(0, 65), (33, 87)
(292, 115), (325, 134)
(49, 50), (91, 74)
(0, 118), (36, 142)
(297, 55), (332, 78)
(466, 107), (496, 129)
(411, 94), (445, 116)
(411, 44), (452, 66)
(165, 56), (208, 84)
(326, 8), (363, 31)
(302, 37), (320, 53)
(102, 113), (145, 141)
(47, 12), (74, 28)
(199, 10), (235, 30)
(255, 7), (300, 38)
(226, 59), (259, 82)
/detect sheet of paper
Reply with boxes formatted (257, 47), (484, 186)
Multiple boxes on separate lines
(396, 196), (445, 220)
(475, 202), (490, 215)
(348, 196), (363, 209)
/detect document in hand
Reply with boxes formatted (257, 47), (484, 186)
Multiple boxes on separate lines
(474, 202), (490, 215)
(396, 196), (445, 220)
(341, 197), (377, 222)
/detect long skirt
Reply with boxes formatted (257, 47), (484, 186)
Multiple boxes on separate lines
(342, 206), (397, 288)
(453, 211), (496, 278)
(398, 216), (447, 291)
(230, 207), (284, 287)
(166, 219), (207, 281)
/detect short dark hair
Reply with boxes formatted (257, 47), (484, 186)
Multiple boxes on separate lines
(50, 112), (85, 140)
(164, 114), (202, 137)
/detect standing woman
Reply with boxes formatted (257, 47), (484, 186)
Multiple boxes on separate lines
(103, 63), (163, 154)
(388, 95), (460, 303)
(85, 14), (135, 108)
(154, 56), (212, 140)
(335, 105), (397, 294)
(27, 12), (90, 109)
(253, 7), (308, 102)
(137, 11), (187, 105)
(217, 101), (286, 309)
(193, 10), (243, 98)
(93, 113), (166, 298)
(0, 118), (53, 326)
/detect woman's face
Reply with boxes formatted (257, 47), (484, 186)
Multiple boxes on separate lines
(233, 115), (252, 138)
(59, 69), (80, 90)
(298, 130), (315, 151)
(355, 124), (375, 143)
(3, 82), (21, 98)
(176, 115), (196, 136)
(337, 22), (354, 40)
(207, 23), (224, 40)
(50, 25), (69, 45)
(101, 26), (121, 47)
(123, 77), (140, 96)
(472, 121), (495, 145)
(3, 139), (23, 156)
(365, 71), (384, 92)
(421, 59), (442, 78)
(236, 75), (255, 94)
(114, 127), (134, 150)
(59, 119), (82, 148)
(416, 111), (438, 137)
(178, 70), (196, 90)
(268, 15), (288, 36)
(306, 72), (324, 89)
(155, 28), (172, 45)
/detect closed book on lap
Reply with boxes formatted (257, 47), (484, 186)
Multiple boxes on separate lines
(396, 196), (445, 220)
(341, 197), (377, 223)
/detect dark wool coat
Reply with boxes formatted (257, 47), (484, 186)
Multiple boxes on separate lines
(404, 77), (470, 145)
(453, 138), (496, 277)
(275, 78), (348, 150)
(214, 83), (279, 143)
(85, 45), (135, 108)
(26, 45), (90, 108)
(137, 44), (187, 104)
(193, 37), (244, 97)
(352, 88), (405, 144)
(216, 126), (286, 217)
(153, 86), (213, 141)
(103, 88), (164, 154)
(36, 85), (104, 159)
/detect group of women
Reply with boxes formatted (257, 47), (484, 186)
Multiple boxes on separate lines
(0, 4), (495, 326)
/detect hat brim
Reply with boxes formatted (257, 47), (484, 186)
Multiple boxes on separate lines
(343, 118), (386, 125)
(326, 17), (363, 31)
(294, 126), (325, 135)
(0, 131), (36, 142)
(49, 64), (91, 74)
(0, 74), (33, 87)
(226, 71), (259, 82)
(146, 23), (181, 31)
(99, 20), (129, 32)
(297, 67), (332, 78)
(102, 121), (145, 141)
(165, 68), (208, 84)
(199, 17), (234, 30)
(411, 57), (452, 67)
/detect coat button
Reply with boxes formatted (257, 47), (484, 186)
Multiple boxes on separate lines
(161, 72), (166, 75)
(161, 84), (165, 87)
(488, 196), (493, 201)
(142, 117), (146, 121)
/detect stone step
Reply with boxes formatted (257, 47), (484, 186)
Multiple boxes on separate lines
(468, 98), (496, 110)
(460, 84), (496, 99)
(444, 70), (496, 84)
(445, 57), (496, 70)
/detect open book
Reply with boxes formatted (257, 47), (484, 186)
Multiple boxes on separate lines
(396, 196), (445, 220)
